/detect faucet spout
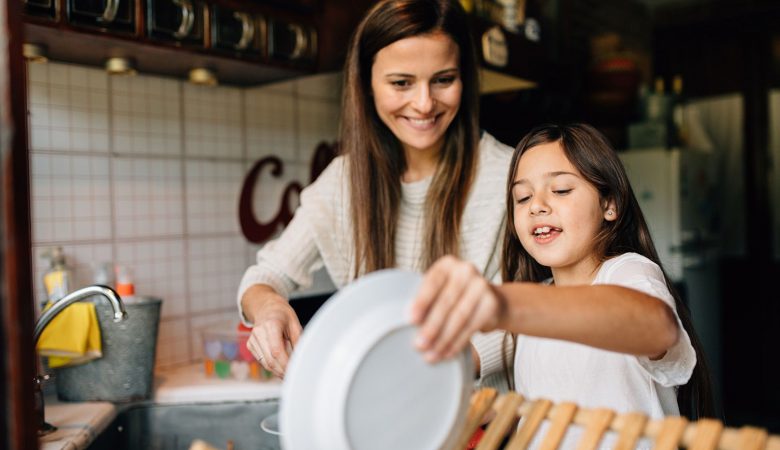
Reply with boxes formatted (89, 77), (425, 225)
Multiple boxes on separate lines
(34, 285), (127, 344)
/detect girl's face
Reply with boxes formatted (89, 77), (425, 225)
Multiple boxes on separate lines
(511, 141), (616, 284)
(370, 32), (462, 158)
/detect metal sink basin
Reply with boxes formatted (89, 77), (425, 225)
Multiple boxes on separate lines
(87, 399), (280, 450)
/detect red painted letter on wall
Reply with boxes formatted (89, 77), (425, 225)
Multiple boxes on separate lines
(239, 142), (338, 244)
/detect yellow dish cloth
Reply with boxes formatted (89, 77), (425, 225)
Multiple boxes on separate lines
(36, 302), (102, 368)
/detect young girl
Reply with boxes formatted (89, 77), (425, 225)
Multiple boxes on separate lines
(409, 123), (714, 427)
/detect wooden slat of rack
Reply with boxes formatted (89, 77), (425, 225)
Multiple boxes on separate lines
(613, 412), (648, 450)
(689, 419), (725, 450)
(453, 388), (499, 450)
(537, 402), (578, 450)
(575, 408), (616, 450)
(505, 399), (553, 450)
(738, 426), (769, 450)
(477, 392), (524, 450)
(651, 416), (688, 450)
(469, 390), (780, 450)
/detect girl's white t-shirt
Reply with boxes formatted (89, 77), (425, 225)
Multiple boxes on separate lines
(514, 252), (697, 448)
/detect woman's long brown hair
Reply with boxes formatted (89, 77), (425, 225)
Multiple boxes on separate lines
(501, 123), (716, 419)
(341, 0), (480, 275)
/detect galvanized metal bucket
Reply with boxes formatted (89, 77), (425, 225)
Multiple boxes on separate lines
(54, 296), (162, 402)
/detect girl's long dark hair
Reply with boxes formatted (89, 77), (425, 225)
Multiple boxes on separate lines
(341, 0), (480, 275)
(501, 123), (715, 419)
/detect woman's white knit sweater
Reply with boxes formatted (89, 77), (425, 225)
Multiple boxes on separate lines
(237, 132), (514, 388)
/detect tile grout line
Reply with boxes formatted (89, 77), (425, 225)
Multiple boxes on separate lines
(180, 80), (194, 365)
(106, 71), (119, 292)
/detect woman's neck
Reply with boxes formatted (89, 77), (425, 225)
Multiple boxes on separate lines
(402, 144), (440, 183)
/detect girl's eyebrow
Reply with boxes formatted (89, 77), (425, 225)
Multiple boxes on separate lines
(384, 68), (459, 78)
(511, 171), (579, 187)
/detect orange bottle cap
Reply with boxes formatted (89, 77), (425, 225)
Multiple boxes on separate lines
(116, 282), (135, 297)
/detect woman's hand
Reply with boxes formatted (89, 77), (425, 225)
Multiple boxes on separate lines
(408, 255), (506, 362)
(241, 284), (302, 378)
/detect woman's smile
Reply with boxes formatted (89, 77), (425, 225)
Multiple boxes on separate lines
(402, 114), (440, 131)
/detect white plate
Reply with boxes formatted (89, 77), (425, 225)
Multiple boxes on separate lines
(279, 269), (473, 450)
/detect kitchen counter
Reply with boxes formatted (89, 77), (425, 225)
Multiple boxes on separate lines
(39, 363), (282, 450)
(39, 401), (116, 450)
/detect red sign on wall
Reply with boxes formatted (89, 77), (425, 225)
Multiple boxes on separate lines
(239, 141), (338, 243)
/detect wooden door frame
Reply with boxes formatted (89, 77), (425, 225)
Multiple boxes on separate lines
(2, 0), (36, 446)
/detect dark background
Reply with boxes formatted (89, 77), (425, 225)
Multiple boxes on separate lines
(478, 0), (780, 432)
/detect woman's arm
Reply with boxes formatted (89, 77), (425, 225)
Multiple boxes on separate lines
(409, 256), (678, 363)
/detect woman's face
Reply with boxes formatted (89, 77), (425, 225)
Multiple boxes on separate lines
(370, 32), (462, 158)
(511, 141), (616, 283)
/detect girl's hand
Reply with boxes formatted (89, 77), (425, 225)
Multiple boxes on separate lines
(408, 255), (505, 362)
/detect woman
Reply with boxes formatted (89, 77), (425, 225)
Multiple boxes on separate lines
(238, 0), (514, 383)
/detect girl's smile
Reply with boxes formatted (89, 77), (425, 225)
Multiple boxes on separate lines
(530, 224), (562, 243)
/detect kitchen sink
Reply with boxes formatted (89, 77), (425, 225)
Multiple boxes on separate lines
(87, 399), (281, 450)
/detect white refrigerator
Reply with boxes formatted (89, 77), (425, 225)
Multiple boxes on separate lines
(619, 147), (722, 398)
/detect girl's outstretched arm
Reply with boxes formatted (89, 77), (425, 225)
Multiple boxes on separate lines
(409, 256), (678, 363)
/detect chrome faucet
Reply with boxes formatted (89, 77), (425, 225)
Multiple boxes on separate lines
(33, 285), (127, 435)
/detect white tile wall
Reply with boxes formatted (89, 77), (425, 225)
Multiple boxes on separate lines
(30, 153), (113, 243)
(27, 61), (342, 369)
(114, 239), (188, 318)
(112, 157), (184, 238)
(185, 160), (243, 235)
(187, 235), (247, 314)
(28, 63), (110, 153)
(111, 75), (182, 157)
(183, 84), (243, 159)
(297, 96), (341, 166)
(245, 89), (297, 162)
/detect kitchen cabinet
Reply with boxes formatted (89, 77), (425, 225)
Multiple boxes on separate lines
(68, 0), (136, 33)
(20, 0), (372, 85)
(211, 5), (263, 56)
(265, 0), (320, 13)
(470, 15), (545, 88)
(268, 18), (316, 65)
(23, 0), (57, 20)
(147, 0), (205, 46)
(19, 0), (334, 86)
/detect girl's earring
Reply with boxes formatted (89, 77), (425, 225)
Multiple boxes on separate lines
(606, 210), (614, 216)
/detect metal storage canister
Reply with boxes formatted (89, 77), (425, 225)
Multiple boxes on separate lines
(54, 296), (162, 402)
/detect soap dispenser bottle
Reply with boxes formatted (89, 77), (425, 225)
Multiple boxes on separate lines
(41, 246), (73, 309)
(115, 265), (136, 302)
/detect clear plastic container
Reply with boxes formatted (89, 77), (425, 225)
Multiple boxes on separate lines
(201, 325), (274, 381)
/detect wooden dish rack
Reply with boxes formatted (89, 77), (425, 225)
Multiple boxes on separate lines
(189, 388), (780, 450)
(453, 388), (780, 450)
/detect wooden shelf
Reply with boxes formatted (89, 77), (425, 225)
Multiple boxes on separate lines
(470, 15), (546, 87)
(24, 22), (311, 86)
